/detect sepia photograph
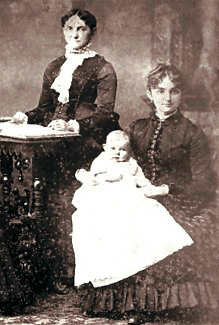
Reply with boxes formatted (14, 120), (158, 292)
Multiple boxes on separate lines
(0, 0), (218, 324)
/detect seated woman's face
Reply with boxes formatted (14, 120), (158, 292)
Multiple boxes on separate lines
(148, 76), (182, 116)
(63, 14), (92, 50)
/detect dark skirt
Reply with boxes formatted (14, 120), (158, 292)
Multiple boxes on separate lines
(78, 195), (219, 320)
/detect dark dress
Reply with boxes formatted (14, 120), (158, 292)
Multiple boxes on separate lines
(26, 54), (119, 147)
(80, 109), (218, 321)
(25, 54), (120, 286)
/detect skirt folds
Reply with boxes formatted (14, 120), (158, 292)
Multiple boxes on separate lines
(79, 195), (219, 316)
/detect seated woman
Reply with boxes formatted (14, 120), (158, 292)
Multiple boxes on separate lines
(77, 64), (218, 324)
(72, 130), (193, 289)
(11, 9), (120, 290)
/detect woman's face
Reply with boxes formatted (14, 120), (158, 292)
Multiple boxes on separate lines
(63, 14), (92, 50)
(147, 76), (182, 116)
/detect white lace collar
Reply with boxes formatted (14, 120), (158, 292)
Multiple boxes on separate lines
(51, 43), (97, 104)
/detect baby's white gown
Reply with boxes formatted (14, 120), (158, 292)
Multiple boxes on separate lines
(72, 157), (193, 288)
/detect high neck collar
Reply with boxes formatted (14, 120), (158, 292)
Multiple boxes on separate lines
(65, 42), (93, 56)
(155, 109), (177, 121)
(51, 42), (97, 104)
(151, 109), (182, 124)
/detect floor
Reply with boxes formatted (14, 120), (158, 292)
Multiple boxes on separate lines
(0, 290), (217, 325)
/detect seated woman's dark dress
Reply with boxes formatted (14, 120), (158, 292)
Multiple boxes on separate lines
(80, 109), (218, 321)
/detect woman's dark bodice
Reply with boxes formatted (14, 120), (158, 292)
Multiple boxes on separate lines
(129, 110), (216, 204)
(26, 54), (119, 138)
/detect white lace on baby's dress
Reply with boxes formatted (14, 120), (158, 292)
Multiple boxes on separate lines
(51, 43), (97, 104)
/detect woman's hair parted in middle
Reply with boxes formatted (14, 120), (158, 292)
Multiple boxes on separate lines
(61, 8), (97, 34)
(147, 63), (184, 91)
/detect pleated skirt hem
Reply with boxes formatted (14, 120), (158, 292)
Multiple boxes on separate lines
(79, 279), (218, 316)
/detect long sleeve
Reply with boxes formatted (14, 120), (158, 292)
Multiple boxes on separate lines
(26, 62), (56, 124)
(77, 62), (119, 135)
(25, 55), (120, 139)
(134, 164), (152, 188)
(168, 127), (216, 201)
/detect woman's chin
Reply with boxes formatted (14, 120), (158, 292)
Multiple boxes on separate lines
(66, 41), (82, 50)
(163, 107), (177, 115)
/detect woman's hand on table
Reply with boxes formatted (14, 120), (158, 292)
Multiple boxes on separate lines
(11, 112), (28, 124)
(48, 119), (68, 131)
(67, 119), (80, 133)
(48, 119), (80, 132)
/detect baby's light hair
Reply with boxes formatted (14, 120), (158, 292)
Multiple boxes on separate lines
(106, 130), (130, 145)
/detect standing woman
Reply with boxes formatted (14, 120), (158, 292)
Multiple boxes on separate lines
(79, 64), (218, 324)
(12, 8), (119, 160)
(11, 9), (120, 289)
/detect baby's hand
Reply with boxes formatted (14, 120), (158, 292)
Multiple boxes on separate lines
(143, 184), (169, 197)
(75, 169), (98, 185)
(75, 169), (89, 182)
(156, 184), (169, 195)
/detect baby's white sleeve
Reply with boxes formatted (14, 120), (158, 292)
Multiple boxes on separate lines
(134, 163), (152, 187)
(134, 161), (169, 196)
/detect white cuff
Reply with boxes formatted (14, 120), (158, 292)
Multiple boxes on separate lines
(67, 119), (80, 133)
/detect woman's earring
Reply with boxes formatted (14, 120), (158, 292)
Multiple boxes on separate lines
(146, 90), (153, 103)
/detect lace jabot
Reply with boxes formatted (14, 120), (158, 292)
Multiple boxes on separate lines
(51, 43), (97, 104)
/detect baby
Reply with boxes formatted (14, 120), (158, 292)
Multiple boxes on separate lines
(75, 130), (169, 197)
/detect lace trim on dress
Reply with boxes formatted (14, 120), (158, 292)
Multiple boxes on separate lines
(51, 43), (97, 104)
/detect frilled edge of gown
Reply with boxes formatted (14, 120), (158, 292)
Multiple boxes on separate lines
(79, 279), (218, 316)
